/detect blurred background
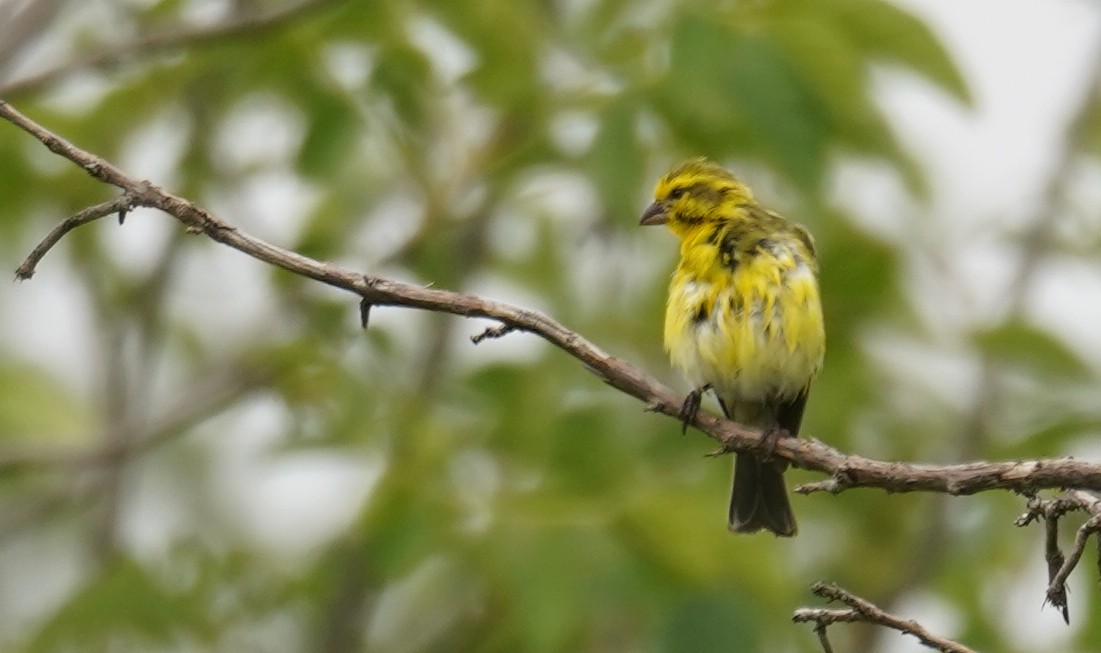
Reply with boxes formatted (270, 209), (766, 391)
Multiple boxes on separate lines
(1, 0), (1100, 651)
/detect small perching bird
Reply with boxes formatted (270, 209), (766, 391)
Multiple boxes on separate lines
(640, 158), (825, 537)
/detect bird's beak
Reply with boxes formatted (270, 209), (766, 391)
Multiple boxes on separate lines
(639, 201), (667, 226)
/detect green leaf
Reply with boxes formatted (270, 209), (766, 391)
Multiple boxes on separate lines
(588, 98), (646, 224)
(0, 362), (87, 442)
(659, 14), (829, 192)
(825, 0), (972, 104)
(297, 92), (359, 178)
(765, 2), (932, 194)
(817, 214), (899, 342)
(973, 321), (1091, 380)
(0, 140), (36, 244)
(492, 527), (623, 653)
(547, 406), (620, 493)
(425, 0), (544, 108)
(1083, 94), (1101, 156)
(371, 42), (432, 131)
(1010, 415), (1101, 457)
(660, 592), (763, 653)
(27, 559), (211, 652)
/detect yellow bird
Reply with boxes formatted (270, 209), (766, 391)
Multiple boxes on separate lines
(640, 158), (825, 536)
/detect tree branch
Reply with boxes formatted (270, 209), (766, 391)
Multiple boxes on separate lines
(5, 98), (1101, 499)
(793, 582), (976, 653)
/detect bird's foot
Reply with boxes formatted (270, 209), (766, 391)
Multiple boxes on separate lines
(678, 384), (711, 435)
(759, 426), (791, 462)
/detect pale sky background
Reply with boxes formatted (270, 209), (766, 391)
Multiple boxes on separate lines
(882, 0), (1101, 359)
(860, 5), (1101, 645)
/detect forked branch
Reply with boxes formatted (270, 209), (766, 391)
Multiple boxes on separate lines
(793, 582), (976, 653)
(1015, 490), (1101, 622)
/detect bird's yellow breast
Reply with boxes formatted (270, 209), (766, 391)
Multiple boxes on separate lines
(663, 236), (825, 402)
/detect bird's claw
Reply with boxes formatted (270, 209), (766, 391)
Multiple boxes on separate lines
(759, 426), (790, 462)
(678, 384), (711, 435)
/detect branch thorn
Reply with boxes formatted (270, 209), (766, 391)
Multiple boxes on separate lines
(704, 446), (731, 458)
(360, 298), (372, 329)
(471, 323), (515, 344)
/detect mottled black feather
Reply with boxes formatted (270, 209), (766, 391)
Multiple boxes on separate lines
(776, 388), (809, 436)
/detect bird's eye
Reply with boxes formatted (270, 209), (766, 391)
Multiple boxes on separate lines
(668, 187), (685, 200)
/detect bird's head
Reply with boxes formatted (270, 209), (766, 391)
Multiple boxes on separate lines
(639, 158), (755, 239)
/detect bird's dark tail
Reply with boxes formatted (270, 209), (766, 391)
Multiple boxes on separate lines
(718, 393), (806, 537)
(729, 452), (796, 537)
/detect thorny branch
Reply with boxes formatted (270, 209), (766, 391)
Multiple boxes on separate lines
(4, 98), (1101, 499)
(793, 582), (976, 653)
(1016, 490), (1101, 622)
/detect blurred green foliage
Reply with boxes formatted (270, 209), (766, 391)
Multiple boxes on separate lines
(1, 0), (1100, 652)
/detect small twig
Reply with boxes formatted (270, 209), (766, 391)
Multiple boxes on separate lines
(1045, 507), (1070, 623)
(15, 193), (135, 280)
(1047, 513), (1101, 615)
(1014, 490), (1101, 622)
(813, 621), (835, 653)
(1092, 526), (1101, 590)
(792, 610), (849, 653)
(1095, 532), (1101, 588)
(794, 463), (857, 494)
(1015, 493), (1080, 528)
(794, 582), (976, 653)
(470, 323), (516, 344)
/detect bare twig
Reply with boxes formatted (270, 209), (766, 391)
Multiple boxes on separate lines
(1048, 514), (1101, 612)
(15, 193), (136, 280)
(812, 621), (835, 653)
(1045, 506), (1070, 623)
(1014, 490), (1101, 622)
(794, 582), (976, 653)
(471, 323), (516, 344)
(4, 98), (1101, 497)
